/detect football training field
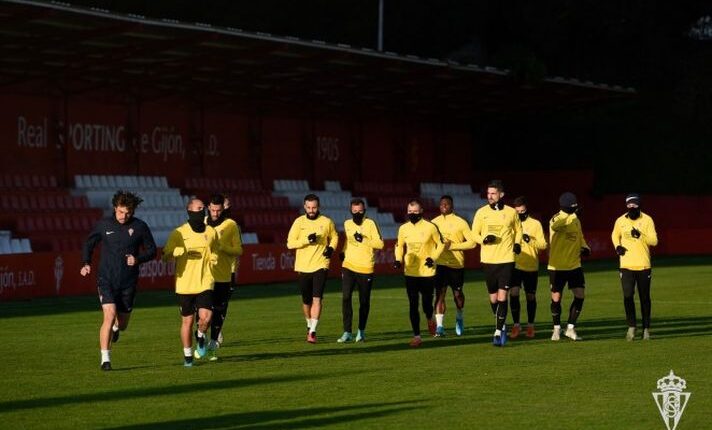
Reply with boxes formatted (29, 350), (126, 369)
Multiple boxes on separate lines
(1, 257), (709, 429)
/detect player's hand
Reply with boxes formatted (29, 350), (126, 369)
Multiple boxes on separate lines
(615, 245), (627, 256)
(424, 257), (434, 268)
(522, 234), (530, 243)
(353, 232), (363, 243)
(125, 254), (136, 266)
(393, 260), (402, 270)
(513, 243), (522, 255)
(483, 235), (497, 244)
(323, 246), (334, 258)
(80, 265), (91, 276)
(631, 228), (641, 239)
(339, 252), (345, 261)
(209, 253), (218, 265)
(172, 247), (186, 257)
(307, 233), (317, 244)
(580, 247), (591, 257)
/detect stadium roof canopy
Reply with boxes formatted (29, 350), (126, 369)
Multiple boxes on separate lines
(0, 0), (635, 120)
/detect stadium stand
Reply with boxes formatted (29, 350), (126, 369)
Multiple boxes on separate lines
(420, 182), (487, 220)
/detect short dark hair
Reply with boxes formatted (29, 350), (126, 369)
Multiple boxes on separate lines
(439, 195), (453, 203)
(304, 193), (320, 203)
(408, 198), (422, 208)
(350, 198), (365, 208)
(487, 179), (504, 192)
(112, 190), (143, 211)
(513, 196), (527, 207)
(209, 193), (225, 206)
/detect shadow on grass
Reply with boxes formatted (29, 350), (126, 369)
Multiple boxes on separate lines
(0, 373), (332, 412)
(103, 400), (424, 430)
(574, 315), (712, 341)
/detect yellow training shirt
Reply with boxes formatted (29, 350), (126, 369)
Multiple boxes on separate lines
(431, 213), (476, 269)
(287, 214), (338, 273)
(162, 223), (219, 294)
(515, 215), (547, 272)
(611, 211), (658, 270)
(471, 204), (522, 264)
(548, 211), (590, 271)
(395, 219), (444, 277)
(343, 217), (385, 274)
(210, 218), (243, 282)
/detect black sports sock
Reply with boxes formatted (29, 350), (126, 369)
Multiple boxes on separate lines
(490, 302), (498, 316)
(568, 297), (584, 325)
(623, 296), (636, 327)
(526, 298), (537, 324)
(496, 300), (508, 331)
(510, 295), (521, 325)
(551, 300), (561, 326)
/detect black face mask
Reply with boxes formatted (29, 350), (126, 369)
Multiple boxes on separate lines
(489, 201), (504, 210)
(518, 212), (528, 222)
(561, 206), (577, 215)
(352, 212), (365, 225)
(408, 213), (422, 224)
(206, 210), (226, 228)
(187, 210), (206, 233)
(306, 211), (320, 220)
(627, 207), (641, 220)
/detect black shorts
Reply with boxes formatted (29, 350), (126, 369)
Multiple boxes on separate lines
(435, 266), (465, 292)
(97, 283), (136, 314)
(549, 268), (585, 293)
(177, 290), (213, 316)
(620, 269), (652, 297)
(511, 269), (538, 294)
(298, 269), (328, 304)
(483, 263), (514, 294)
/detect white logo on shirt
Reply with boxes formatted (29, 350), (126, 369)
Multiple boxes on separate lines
(106, 231), (115, 235)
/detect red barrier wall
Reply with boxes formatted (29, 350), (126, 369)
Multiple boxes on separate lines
(2, 232), (710, 302)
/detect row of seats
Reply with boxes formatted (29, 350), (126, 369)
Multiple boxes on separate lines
(0, 193), (92, 212)
(242, 211), (297, 229)
(15, 214), (97, 234)
(82, 190), (189, 210)
(273, 179), (310, 192)
(0, 236), (32, 254)
(420, 182), (474, 196)
(353, 181), (414, 196)
(75, 175), (169, 190)
(0, 174), (58, 190)
(229, 194), (290, 210)
(184, 177), (265, 193)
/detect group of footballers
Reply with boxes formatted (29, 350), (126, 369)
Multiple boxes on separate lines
(285, 179), (657, 349)
(82, 179), (658, 370)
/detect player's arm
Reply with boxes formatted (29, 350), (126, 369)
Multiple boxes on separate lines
(394, 226), (405, 263)
(219, 223), (243, 257)
(286, 218), (309, 249)
(136, 223), (157, 264)
(208, 229), (220, 265)
(513, 213), (523, 244)
(471, 211), (485, 244)
(429, 224), (445, 261)
(327, 219), (339, 250)
(448, 221), (477, 251)
(533, 220), (548, 250)
(366, 220), (385, 250)
(550, 211), (574, 232)
(642, 218), (659, 247)
(611, 218), (623, 248)
(161, 230), (184, 261)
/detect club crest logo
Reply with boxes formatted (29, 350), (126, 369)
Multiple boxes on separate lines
(128, 228), (134, 236)
(652, 370), (691, 430)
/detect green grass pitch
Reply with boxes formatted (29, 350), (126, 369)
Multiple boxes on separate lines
(1, 257), (709, 429)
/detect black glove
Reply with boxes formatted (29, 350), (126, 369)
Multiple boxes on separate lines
(307, 233), (317, 244)
(353, 232), (363, 243)
(615, 246), (627, 256)
(424, 257), (434, 268)
(580, 247), (591, 257)
(631, 228), (641, 239)
(339, 252), (345, 261)
(483, 235), (496, 244)
(323, 246), (334, 258)
(522, 234), (530, 243)
(513, 243), (522, 255)
(393, 260), (402, 270)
